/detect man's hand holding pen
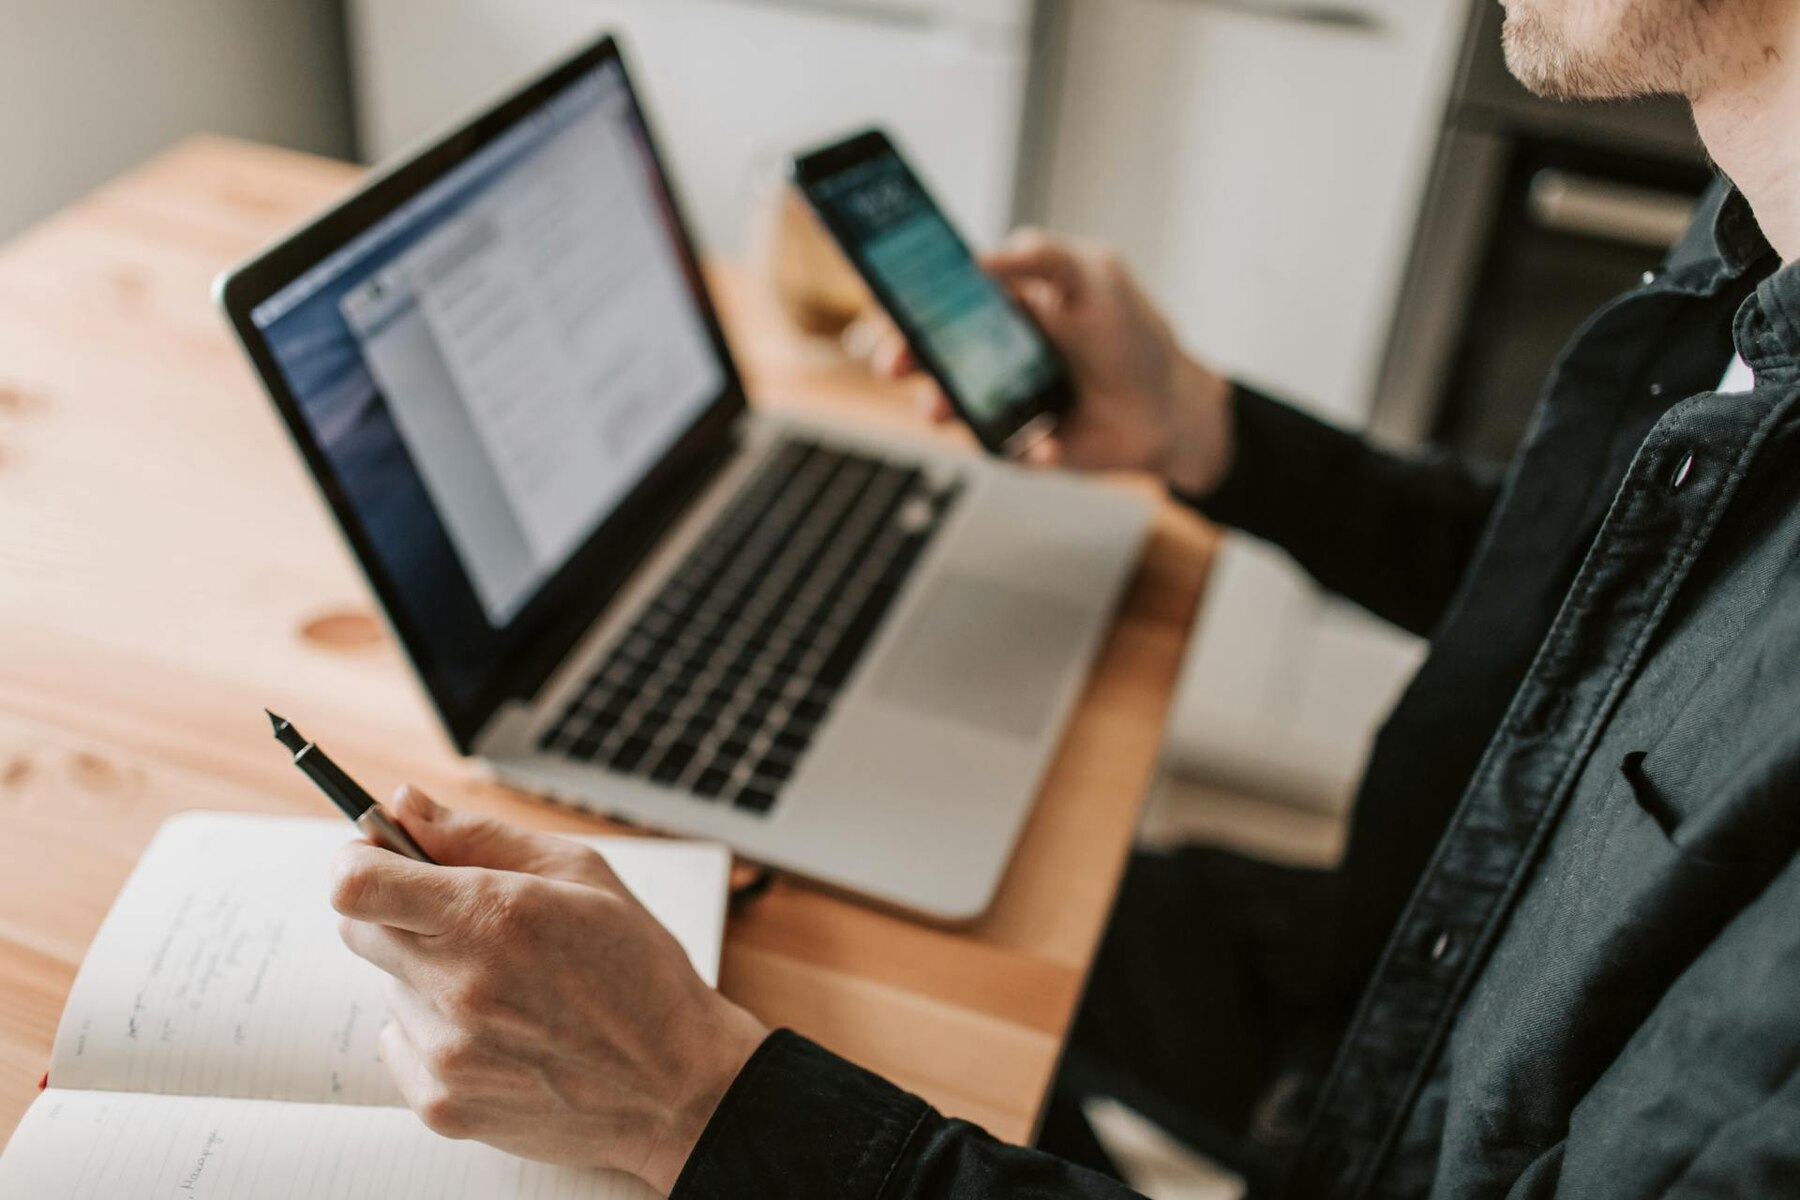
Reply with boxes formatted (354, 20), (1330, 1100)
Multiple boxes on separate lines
(329, 786), (769, 1195)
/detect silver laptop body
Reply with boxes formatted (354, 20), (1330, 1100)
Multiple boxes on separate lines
(478, 407), (1147, 919)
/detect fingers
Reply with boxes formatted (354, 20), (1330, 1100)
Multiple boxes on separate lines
(387, 783), (445, 826)
(874, 334), (916, 380)
(380, 1018), (432, 1105)
(984, 228), (1085, 302)
(381, 973), (439, 1028)
(388, 786), (608, 884)
(329, 841), (463, 934)
(861, 323), (950, 425)
(380, 978), (520, 1140)
(381, 975), (506, 1077)
(911, 380), (955, 426)
(379, 1019), (481, 1141)
(338, 914), (432, 984)
(386, 785), (523, 870)
(843, 311), (916, 380)
(382, 974), (472, 1061)
(1020, 435), (1065, 469)
(1007, 275), (1067, 329)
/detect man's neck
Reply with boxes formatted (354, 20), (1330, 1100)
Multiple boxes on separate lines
(1691, 8), (1800, 264)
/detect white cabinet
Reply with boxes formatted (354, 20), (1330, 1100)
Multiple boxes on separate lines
(348, 0), (1040, 256)
(1035, 0), (1466, 813)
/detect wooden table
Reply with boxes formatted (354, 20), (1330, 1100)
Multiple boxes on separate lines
(0, 136), (1214, 1150)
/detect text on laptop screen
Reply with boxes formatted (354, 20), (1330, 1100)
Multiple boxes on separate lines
(251, 58), (725, 698)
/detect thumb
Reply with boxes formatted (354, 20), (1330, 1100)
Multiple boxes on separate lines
(983, 229), (1083, 303)
(1020, 434), (1065, 470)
(1005, 277), (1080, 353)
(1009, 276), (1062, 323)
(388, 786), (611, 884)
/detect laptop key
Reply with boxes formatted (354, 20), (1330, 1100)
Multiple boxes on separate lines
(769, 734), (808, 758)
(610, 735), (653, 772)
(733, 786), (780, 815)
(649, 742), (696, 784)
(751, 757), (795, 784)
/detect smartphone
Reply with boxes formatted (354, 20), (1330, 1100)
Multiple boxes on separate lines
(792, 129), (1073, 458)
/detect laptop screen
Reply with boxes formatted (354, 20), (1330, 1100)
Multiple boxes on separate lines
(242, 48), (736, 732)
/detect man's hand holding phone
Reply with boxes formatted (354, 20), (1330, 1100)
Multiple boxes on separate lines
(868, 229), (1238, 497)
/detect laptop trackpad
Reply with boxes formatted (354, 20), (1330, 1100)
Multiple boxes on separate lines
(872, 573), (1088, 741)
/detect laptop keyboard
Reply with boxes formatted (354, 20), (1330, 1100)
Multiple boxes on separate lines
(537, 437), (963, 816)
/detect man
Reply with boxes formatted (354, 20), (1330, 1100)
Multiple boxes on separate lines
(328, 0), (1800, 1194)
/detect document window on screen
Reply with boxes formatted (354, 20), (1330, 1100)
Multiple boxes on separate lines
(336, 70), (722, 624)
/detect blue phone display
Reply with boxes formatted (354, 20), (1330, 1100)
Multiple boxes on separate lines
(801, 142), (1066, 448)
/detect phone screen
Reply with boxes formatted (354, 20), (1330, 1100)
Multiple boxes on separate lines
(802, 144), (1066, 450)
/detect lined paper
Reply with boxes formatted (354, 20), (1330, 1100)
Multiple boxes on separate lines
(0, 1089), (658, 1198)
(47, 812), (730, 1106)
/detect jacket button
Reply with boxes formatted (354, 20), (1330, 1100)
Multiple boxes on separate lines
(1670, 452), (1696, 491)
(1428, 930), (1453, 963)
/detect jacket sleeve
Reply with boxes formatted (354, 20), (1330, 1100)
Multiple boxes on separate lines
(1182, 383), (1504, 637)
(672, 1030), (1148, 1200)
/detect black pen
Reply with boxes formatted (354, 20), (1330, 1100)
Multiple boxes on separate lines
(265, 709), (436, 863)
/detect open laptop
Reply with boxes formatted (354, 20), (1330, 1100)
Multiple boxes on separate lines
(217, 35), (1149, 919)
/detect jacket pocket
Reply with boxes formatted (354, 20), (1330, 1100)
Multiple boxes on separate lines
(1619, 751), (1679, 840)
(1620, 720), (1800, 873)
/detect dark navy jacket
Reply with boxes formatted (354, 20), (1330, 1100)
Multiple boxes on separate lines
(672, 180), (1800, 1198)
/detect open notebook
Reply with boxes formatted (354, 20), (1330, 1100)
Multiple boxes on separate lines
(0, 812), (732, 1198)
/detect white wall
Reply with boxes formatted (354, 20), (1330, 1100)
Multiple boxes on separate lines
(347, 0), (1037, 258)
(0, 0), (354, 243)
(1036, 0), (1464, 425)
(1031, 0), (1468, 814)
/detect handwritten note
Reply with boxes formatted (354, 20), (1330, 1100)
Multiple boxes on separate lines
(0, 1089), (657, 1198)
(47, 812), (729, 1107)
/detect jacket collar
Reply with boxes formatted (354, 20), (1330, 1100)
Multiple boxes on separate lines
(1674, 177), (1799, 378)
(1664, 178), (1769, 288)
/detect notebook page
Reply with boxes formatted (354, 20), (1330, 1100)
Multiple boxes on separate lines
(49, 812), (729, 1106)
(0, 1089), (657, 1199)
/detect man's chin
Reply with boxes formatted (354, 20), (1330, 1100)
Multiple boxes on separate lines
(1502, 14), (1618, 101)
(1499, 5), (1688, 102)
(1501, 16), (1573, 99)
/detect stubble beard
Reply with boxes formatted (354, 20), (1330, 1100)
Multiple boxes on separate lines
(1501, 0), (1716, 102)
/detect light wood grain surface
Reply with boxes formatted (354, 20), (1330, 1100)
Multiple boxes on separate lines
(0, 136), (1215, 1150)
